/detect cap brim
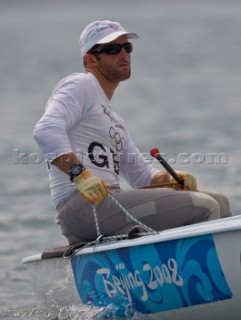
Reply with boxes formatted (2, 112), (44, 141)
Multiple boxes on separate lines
(96, 31), (139, 44)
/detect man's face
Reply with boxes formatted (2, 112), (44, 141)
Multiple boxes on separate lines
(93, 35), (132, 83)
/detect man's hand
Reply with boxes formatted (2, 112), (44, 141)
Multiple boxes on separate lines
(73, 170), (109, 204)
(170, 171), (198, 191)
(151, 171), (170, 185)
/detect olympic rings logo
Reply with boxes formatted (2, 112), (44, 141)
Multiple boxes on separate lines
(109, 126), (124, 152)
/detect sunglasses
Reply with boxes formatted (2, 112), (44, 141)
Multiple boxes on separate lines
(89, 42), (133, 55)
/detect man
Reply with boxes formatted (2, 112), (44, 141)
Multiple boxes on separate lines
(33, 20), (231, 245)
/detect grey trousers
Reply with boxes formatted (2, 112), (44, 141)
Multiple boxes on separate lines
(56, 188), (232, 245)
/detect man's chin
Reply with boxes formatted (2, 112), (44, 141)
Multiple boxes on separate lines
(119, 71), (131, 81)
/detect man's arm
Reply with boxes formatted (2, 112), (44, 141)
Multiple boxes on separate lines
(51, 152), (80, 175)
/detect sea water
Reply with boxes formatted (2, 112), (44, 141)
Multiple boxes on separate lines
(1, 0), (241, 319)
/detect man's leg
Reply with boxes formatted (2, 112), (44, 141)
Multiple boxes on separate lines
(57, 188), (220, 244)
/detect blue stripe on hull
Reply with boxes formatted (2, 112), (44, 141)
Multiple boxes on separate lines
(71, 234), (232, 318)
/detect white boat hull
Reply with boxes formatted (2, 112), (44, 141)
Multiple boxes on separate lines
(22, 215), (241, 319)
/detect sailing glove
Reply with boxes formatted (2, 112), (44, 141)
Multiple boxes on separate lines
(73, 170), (109, 204)
(170, 171), (198, 191)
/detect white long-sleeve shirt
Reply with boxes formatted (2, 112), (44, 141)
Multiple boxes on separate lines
(33, 73), (158, 208)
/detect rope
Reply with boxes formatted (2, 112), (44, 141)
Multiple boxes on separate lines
(107, 193), (154, 232)
(141, 182), (178, 189)
(63, 229), (159, 259)
(92, 204), (100, 236)
(92, 193), (156, 240)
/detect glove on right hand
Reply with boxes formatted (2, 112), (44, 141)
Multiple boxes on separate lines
(73, 170), (109, 204)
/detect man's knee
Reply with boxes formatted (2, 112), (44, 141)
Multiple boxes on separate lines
(190, 192), (220, 221)
(201, 190), (232, 218)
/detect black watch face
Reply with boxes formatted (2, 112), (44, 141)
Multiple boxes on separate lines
(71, 164), (83, 175)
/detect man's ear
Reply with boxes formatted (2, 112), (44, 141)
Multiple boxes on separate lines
(84, 53), (98, 67)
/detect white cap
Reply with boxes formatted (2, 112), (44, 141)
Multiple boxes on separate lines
(79, 20), (139, 57)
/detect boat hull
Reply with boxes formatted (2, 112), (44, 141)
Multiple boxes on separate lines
(22, 216), (241, 319)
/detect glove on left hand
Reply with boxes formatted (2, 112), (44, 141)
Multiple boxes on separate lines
(170, 171), (198, 191)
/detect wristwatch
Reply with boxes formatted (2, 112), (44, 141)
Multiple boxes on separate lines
(69, 163), (85, 182)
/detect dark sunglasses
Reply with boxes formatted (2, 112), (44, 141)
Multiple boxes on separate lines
(89, 42), (133, 55)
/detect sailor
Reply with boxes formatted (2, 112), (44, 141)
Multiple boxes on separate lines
(33, 20), (232, 245)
